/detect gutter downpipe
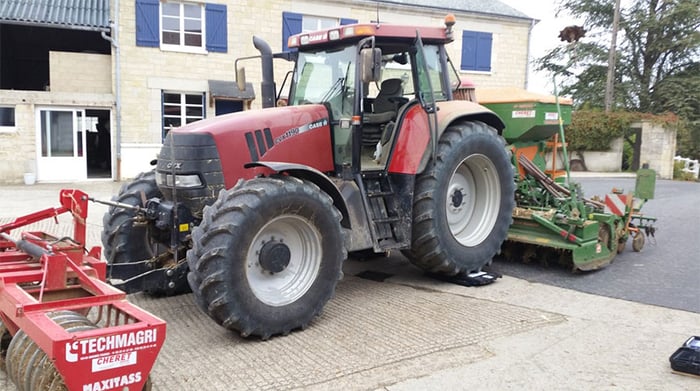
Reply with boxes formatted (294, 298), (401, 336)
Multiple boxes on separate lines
(524, 18), (537, 90)
(101, 0), (121, 181)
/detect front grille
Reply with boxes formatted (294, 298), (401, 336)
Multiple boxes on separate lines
(157, 133), (225, 218)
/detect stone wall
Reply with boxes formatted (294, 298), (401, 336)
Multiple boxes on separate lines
(638, 120), (676, 179)
(545, 121), (676, 179)
(49, 52), (112, 94)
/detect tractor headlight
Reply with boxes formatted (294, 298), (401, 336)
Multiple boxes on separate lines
(156, 172), (203, 188)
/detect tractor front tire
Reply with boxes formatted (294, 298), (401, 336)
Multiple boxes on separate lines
(102, 171), (162, 263)
(102, 171), (188, 295)
(405, 121), (515, 274)
(187, 176), (345, 339)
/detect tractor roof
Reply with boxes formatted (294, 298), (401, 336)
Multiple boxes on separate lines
(288, 17), (455, 50)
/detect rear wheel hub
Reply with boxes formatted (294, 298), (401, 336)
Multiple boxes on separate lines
(450, 187), (465, 210)
(259, 240), (291, 273)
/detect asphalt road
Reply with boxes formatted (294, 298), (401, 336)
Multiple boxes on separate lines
(489, 177), (700, 314)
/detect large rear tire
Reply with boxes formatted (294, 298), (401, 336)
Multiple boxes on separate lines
(187, 176), (345, 339)
(405, 121), (514, 274)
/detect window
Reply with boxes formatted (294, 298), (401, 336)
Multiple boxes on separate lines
(0, 107), (15, 133)
(162, 2), (204, 50)
(162, 92), (205, 139)
(460, 30), (492, 72)
(417, 44), (448, 102)
(282, 12), (357, 52)
(303, 15), (337, 32)
(136, 0), (227, 53)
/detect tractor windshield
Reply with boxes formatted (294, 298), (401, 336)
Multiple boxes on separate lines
(291, 46), (356, 119)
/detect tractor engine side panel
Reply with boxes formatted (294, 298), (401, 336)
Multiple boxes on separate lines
(209, 105), (335, 187)
(166, 105), (335, 190)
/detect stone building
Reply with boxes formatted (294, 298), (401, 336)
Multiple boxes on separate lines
(0, 0), (533, 183)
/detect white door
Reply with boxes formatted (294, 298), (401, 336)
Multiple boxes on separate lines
(36, 108), (88, 181)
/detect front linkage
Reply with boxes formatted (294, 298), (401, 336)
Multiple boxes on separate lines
(91, 196), (193, 295)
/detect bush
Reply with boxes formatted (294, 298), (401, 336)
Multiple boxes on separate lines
(673, 161), (698, 181)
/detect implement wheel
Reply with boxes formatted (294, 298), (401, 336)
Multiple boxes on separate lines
(404, 121), (514, 274)
(632, 231), (645, 252)
(187, 176), (345, 339)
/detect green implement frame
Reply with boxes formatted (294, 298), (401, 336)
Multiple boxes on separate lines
(480, 88), (657, 271)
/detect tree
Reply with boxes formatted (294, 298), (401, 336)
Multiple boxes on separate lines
(537, 0), (700, 159)
(655, 63), (700, 159)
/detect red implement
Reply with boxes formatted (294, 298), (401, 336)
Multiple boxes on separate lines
(0, 189), (165, 391)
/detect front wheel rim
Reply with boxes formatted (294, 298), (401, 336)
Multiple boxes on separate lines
(246, 215), (322, 306)
(445, 154), (501, 247)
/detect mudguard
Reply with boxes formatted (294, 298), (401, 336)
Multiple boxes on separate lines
(244, 161), (350, 228)
(387, 100), (504, 175)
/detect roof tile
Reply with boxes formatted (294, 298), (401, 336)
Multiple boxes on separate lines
(0, 0), (110, 31)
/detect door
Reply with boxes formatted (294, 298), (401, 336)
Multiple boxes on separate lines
(36, 108), (88, 181)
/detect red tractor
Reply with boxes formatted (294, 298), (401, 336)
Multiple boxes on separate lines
(102, 16), (515, 339)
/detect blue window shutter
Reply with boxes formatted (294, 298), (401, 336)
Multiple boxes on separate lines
(460, 30), (477, 71)
(461, 30), (492, 72)
(135, 0), (159, 47)
(340, 18), (358, 25)
(206, 3), (228, 53)
(282, 11), (302, 52)
(476, 32), (493, 72)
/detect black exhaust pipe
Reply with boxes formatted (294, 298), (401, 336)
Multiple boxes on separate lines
(253, 36), (276, 108)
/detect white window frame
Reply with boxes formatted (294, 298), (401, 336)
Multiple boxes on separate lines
(160, 1), (206, 54)
(162, 91), (205, 139)
(0, 106), (16, 134)
(302, 15), (337, 33)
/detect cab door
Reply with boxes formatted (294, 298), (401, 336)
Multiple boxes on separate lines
(385, 33), (439, 175)
(413, 32), (439, 161)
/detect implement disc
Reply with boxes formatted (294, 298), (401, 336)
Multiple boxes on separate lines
(0, 319), (10, 371)
(6, 311), (96, 391)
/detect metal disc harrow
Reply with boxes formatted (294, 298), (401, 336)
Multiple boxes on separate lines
(0, 189), (165, 391)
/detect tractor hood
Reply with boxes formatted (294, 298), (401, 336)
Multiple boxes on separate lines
(167, 104), (335, 188)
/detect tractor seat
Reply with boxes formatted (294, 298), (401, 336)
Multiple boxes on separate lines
(363, 78), (404, 124)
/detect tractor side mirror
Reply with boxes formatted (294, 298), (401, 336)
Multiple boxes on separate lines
(360, 48), (382, 83)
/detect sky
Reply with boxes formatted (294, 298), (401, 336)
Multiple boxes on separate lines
(497, 0), (578, 94)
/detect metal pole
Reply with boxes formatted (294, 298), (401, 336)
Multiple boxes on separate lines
(604, 0), (622, 112)
(553, 73), (571, 185)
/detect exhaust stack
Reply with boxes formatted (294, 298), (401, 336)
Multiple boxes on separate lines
(253, 36), (276, 108)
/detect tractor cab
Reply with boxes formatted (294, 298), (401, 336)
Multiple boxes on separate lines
(264, 17), (461, 176)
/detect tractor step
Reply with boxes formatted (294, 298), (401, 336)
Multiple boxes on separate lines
(360, 171), (410, 250)
(427, 270), (501, 287)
